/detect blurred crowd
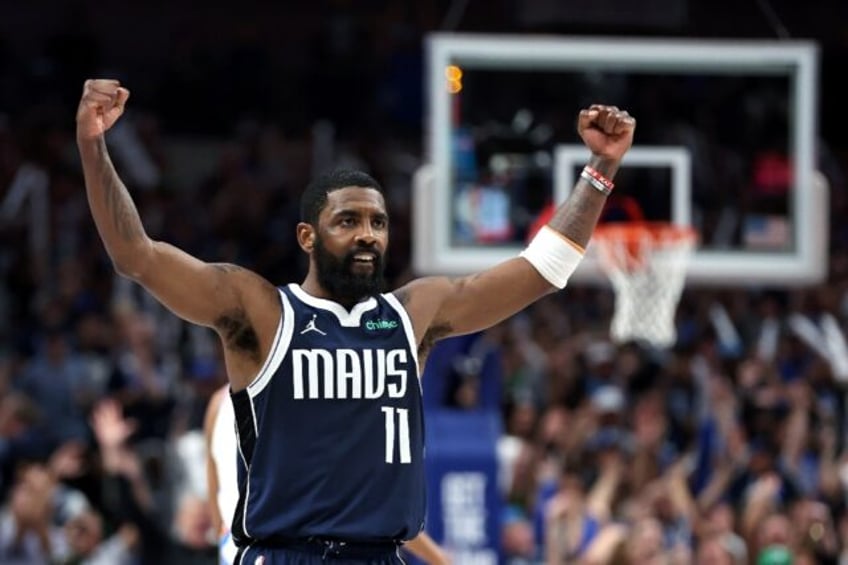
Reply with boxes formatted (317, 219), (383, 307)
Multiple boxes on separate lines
(458, 277), (848, 564)
(2, 2), (848, 565)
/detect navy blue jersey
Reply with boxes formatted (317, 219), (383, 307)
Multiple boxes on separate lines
(230, 284), (425, 546)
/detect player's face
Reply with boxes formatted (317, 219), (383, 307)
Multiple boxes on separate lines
(313, 187), (388, 304)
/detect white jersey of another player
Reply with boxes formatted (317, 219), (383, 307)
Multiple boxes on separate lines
(205, 385), (238, 565)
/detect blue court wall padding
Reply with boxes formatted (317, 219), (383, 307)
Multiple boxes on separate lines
(418, 410), (502, 565)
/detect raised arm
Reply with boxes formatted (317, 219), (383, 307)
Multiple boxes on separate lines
(76, 80), (280, 389)
(399, 105), (635, 346)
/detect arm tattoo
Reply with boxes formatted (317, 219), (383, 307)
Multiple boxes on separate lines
(212, 264), (245, 274)
(547, 156), (619, 248)
(96, 139), (145, 242)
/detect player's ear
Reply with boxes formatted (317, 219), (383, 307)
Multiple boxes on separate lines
(296, 222), (316, 253)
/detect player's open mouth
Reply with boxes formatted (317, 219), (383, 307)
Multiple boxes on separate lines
(352, 253), (376, 263)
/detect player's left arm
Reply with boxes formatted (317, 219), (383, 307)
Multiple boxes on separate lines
(398, 105), (635, 344)
(203, 386), (227, 537)
(404, 532), (451, 565)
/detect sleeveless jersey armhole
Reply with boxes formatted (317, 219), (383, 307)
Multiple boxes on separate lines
(383, 293), (422, 386)
(246, 289), (294, 398)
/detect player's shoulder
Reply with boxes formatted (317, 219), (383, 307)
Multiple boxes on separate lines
(391, 276), (453, 309)
(389, 277), (456, 348)
(209, 264), (281, 316)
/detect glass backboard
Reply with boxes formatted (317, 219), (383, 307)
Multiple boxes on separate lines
(414, 34), (825, 286)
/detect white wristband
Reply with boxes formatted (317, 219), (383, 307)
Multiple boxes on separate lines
(519, 226), (584, 289)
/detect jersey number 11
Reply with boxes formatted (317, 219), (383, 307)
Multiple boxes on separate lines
(381, 406), (411, 464)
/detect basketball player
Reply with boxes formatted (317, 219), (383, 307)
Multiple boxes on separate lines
(204, 385), (451, 565)
(76, 79), (635, 565)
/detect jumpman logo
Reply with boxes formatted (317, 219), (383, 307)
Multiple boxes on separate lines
(300, 314), (327, 336)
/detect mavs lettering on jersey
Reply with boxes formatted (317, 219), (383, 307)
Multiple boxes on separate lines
(230, 284), (425, 546)
(291, 348), (407, 400)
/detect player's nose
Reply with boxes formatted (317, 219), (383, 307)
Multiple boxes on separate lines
(354, 226), (378, 246)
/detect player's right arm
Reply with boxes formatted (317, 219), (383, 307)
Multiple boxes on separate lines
(76, 80), (279, 389)
(396, 105), (634, 353)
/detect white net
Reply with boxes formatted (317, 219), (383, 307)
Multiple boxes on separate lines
(594, 224), (696, 349)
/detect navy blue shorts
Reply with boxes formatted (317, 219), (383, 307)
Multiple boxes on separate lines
(233, 539), (405, 565)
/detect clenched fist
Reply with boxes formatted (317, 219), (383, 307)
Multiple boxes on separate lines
(76, 79), (130, 141)
(577, 104), (636, 162)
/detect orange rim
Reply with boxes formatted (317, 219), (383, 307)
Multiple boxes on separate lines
(595, 222), (696, 244)
(594, 222), (697, 270)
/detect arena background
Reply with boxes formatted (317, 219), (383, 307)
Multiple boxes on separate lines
(1, 1), (848, 564)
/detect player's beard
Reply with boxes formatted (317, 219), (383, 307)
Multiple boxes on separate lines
(313, 235), (386, 306)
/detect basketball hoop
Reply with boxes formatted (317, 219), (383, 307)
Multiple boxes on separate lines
(593, 222), (697, 349)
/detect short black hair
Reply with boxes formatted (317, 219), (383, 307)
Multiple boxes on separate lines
(300, 169), (384, 225)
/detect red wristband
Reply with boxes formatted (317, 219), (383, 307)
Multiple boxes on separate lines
(580, 166), (614, 196)
(583, 165), (615, 191)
